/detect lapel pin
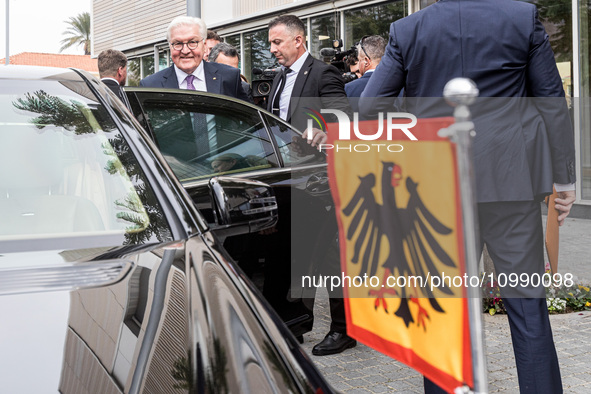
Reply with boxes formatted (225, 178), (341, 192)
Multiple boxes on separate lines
(213, 77), (217, 80)
(304, 71), (308, 75)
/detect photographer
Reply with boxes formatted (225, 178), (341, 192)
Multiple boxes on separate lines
(345, 54), (361, 80)
(345, 35), (386, 111)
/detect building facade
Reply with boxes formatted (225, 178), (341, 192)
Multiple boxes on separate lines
(92, 0), (591, 209)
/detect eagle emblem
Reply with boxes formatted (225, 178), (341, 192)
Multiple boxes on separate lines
(343, 161), (457, 329)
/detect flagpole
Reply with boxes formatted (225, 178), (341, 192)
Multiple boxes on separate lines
(440, 78), (488, 394)
(5, 0), (9, 65)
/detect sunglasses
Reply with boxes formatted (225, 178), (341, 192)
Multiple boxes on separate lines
(358, 35), (371, 60)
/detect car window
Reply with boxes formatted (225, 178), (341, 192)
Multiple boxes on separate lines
(262, 113), (326, 167)
(136, 93), (278, 182)
(0, 80), (172, 250)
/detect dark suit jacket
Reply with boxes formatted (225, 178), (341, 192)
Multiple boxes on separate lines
(102, 78), (131, 109)
(140, 62), (252, 103)
(267, 54), (350, 132)
(360, 0), (575, 203)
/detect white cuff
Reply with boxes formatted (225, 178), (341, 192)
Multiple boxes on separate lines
(554, 183), (575, 192)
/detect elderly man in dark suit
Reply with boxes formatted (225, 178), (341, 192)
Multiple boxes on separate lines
(98, 49), (131, 110)
(361, 0), (576, 393)
(344, 35), (386, 111)
(140, 16), (251, 103)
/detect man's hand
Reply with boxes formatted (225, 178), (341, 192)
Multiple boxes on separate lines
(554, 190), (575, 226)
(301, 127), (327, 147)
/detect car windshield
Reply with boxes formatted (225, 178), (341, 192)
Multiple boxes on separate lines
(0, 78), (172, 252)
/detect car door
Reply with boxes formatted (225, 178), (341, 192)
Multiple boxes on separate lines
(125, 88), (338, 336)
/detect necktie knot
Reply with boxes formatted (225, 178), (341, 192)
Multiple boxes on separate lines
(186, 74), (196, 90)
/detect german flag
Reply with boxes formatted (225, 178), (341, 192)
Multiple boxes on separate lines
(326, 117), (473, 393)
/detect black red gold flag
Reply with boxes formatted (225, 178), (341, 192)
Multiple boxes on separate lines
(326, 117), (473, 393)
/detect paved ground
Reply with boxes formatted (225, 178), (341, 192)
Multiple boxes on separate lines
(300, 216), (591, 393)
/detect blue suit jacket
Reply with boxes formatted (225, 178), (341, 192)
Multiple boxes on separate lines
(140, 62), (252, 103)
(345, 71), (372, 98)
(345, 71), (373, 113)
(361, 0), (575, 202)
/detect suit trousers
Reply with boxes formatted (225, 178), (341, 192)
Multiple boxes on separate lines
(323, 235), (347, 333)
(425, 200), (561, 394)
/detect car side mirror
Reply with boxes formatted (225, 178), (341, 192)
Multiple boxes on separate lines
(208, 176), (278, 239)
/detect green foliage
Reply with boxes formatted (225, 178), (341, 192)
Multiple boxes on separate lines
(13, 90), (95, 135)
(547, 282), (591, 312)
(115, 190), (150, 232)
(171, 353), (192, 390)
(482, 272), (591, 315)
(535, 0), (572, 63)
(60, 12), (91, 55)
(481, 278), (506, 316)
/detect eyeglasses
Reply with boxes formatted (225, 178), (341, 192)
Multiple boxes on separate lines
(358, 35), (371, 60)
(170, 40), (202, 51)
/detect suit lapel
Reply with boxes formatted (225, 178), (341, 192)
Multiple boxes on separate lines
(288, 55), (314, 123)
(203, 62), (221, 94)
(162, 66), (179, 89)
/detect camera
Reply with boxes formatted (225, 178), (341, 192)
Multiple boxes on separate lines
(342, 72), (358, 84)
(251, 67), (280, 98)
(320, 39), (358, 81)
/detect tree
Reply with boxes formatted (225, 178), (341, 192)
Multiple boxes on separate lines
(60, 12), (91, 55)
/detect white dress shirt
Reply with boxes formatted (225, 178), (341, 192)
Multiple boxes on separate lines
(174, 63), (207, 91)
(277, 52), (309, 120)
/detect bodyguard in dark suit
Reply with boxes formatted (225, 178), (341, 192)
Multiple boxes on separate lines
(140, 16), (251, 103)
(98, 49), (131, 110)
(266, 14), (356, 355)
(344, 35), (386, 111)
(267, 15), (350, 132)
(361, 1), (576, 393)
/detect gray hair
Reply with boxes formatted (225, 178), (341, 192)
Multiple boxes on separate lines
(356, 35), (386, 62)
(167, 16), (207, 42)
(209, 42), (240, 63)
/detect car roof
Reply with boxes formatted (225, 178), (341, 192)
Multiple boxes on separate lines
(0, 65), (85, 81)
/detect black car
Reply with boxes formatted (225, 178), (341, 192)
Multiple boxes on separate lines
(123, 86), (339, 339)
(0, 65), (333, 393)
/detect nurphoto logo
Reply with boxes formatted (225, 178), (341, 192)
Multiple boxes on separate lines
(307, 109), (418, 152)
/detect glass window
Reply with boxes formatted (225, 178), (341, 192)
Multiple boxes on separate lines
(244, 28), (274, 84)
(141, 55), (155, 79)
(137, 92), (278, 182)
(579, 0), (591, 200)
(0, 79), (172, 248)
(127, 58), (141, 87)
(420, 0), (437, 9)
(343, 1), (407, 50)
(262, 113), (325, 167)
(309, 13), (339, 60)
(225, 34), (242, 69)
(158, 49), (169, 72)
(225, 35), (241, 52)
(527, 0), (577, 197)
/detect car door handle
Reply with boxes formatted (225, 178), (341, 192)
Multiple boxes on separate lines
(306, 172), (330, 194)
